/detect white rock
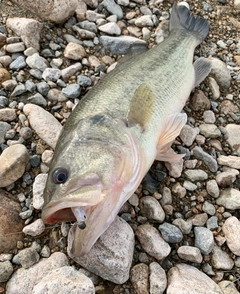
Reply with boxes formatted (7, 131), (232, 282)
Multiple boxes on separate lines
(222, 216), (240, 256)
(177, 246), (203, 263)
(206, 179), (219, 198)
(218, 280), (239, 294)
(218, 155), (240, 169)
(149, 262), (167, 294)
(167, 264), (223, 294)
(22, 219), (45, 236)
(98, 22), (121, 35)
(211, 245), (234, 270)
(32, 173), (47, 210)
(209, 57), (231, 89)
(180, 124), (198, 146)
(6, 18), (43, 51)
(135, 15), (154, 27)
(216, 188), (240, 210)
(32, 266), (95, 294)
(23, 104), (62, 149)
(225, 124), (240, 156)
(208, 76), (220, 99)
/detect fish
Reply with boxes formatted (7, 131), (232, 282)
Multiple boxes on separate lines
(42, 2), (211, 257)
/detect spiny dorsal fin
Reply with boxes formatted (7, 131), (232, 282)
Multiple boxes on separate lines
(128, 84), (155, 131)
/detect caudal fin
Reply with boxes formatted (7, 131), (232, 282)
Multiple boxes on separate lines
(170, 2), (210, 45)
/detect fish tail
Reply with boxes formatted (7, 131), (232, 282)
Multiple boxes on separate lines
(170, 2), (210, 45)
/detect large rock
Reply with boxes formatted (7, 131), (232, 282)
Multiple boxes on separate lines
(11, 0), (79, 24)
(167, 264), (223, 294)
(0, 190), (24, 253)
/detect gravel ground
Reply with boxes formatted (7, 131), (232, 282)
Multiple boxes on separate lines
(0, 0), (240, 293)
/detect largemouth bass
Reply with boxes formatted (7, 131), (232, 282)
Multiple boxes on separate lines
(42, 2), (211, 257)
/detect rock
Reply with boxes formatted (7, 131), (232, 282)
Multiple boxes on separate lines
(189, 90), (211, 111)
(139, 196), (165, 223)
(101, 0), (123, 19)
(184, 169), (208, 181)
(216, 169), (239, 187)
(6, 252), (69, 294)
(206, 179), (219, 198)
(100, 35), (146, 55)
(42, 68), (61, 82)
(32, 173), (47, 210)
(0, 122), (11, 144)
(172, 182), (186, 198)
(172, 218), (192, 234)
(179, 125), (198, 146)
(11, 0), (79, 24)
(61, 63), (82, 81)
(219, 100), (239, 114)
(62, 84), (81, 98)
(135, 15), (154, 27)
(64, 42), (86, 60)
(0, 109), (16, 124)
(98, 22), (121, 35)
(6, 18), (43, 51)
(23, 104), (62, 149)
(23, 219), (45, 237)
(218, 155), (240, 169)
(225, 124), (240, 156)
(216, 188), (240, 210)
(190, 213), (208, 226)
(0, 261), (13, 282)
(202, 201), (216, 216)
(11, 84), (27, 97)
(32, 266), (95, 294)
(135, 224), (171, 260)
(235, 0), (240, 9)
(192, 146), (218, 173)
(164, 149), (183, 178)
(209, 57), (231, 88)
(0, 190), (24, 253)
(158, 223), (183, 243)
(222, 216), (240, 256)
(0, 32), (7, 47)
(199, 124), (221, 138)
(203, 110), (216, 123)
(207, 216), (218, 230)
(149, 262), (167, 294)
(26, 53), (48, 71)
(9, 55), (26, 70)
(194, 227), (214, 255)
(28, 93), (47, 107)
(5, 42), (25, 53)
(208, 76), (220, 99)
(218, 280), (239, 294)
(177, 246), (202, 263)
(18, 248), (40, 269)
(68, 216), (134, 284)
(47, 88), (68, 102)
(167, 264), (223, 294)
(211, 245), (234, 270)
(130, 263), (149, 294)
(0, 144), (29, 187)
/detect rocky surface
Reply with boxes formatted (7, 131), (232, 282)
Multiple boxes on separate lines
(1, 0), (240, 293)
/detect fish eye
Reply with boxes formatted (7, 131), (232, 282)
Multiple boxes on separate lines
(52, 168), (68, 184)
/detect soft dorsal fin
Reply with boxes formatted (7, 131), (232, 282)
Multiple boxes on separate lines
(193, 57), (212, 88)
(117, 43), (148, 67)
(128, 84), (155, 131)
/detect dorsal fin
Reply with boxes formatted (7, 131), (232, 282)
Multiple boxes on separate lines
(117, 43), (148, 67)
(128, 84), (155, 131)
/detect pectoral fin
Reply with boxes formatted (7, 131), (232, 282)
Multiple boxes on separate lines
(193, 57), (211, 88)
(128, 84), (155, 131)
(156, 113), (187, 162)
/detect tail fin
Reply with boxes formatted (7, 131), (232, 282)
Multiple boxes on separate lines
(170, 2), (210, 45)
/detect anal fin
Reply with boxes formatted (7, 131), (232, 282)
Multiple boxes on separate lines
(193, 57), (212, 88)
(156, 113), (187, 162)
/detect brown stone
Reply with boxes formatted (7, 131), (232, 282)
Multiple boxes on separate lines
(130, 263), (149, 294)
(0, 68), (11, 86)
(0, 190), (24, 253)
(189, 90), (211, 112)
(0, 32), (7, 48)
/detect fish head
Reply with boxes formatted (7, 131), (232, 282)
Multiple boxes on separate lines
(42, 114), (143, 256)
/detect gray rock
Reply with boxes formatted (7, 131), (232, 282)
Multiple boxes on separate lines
(6, 252), (69, 294)
(100, 35), (146, 55)
(0, 122), (11, 144)
(19, 209), (33, 219)
(77, 20), (98, 33)
(98, 22), (121, 35)
(199, 124), (221, 138)
(102, 0), (123, 19)
(208, 77), (220, 100)
(135, 15), (154, 27)
(18, 248), (40, 269)
(0, 144), (29, 187)
(72, 26), (96, 39)
(135, 224), (171, 260)
(194, 227), (214, 255)
(9, 55), (26, 70)
(167, 264), (223, 294)
(62, 84), (81, 98)
(61, 63), (82, 81)
(32, 173), (47, 210)
(206, 179), (219, 198)
(209, 57), (231, 88)
(179, 124), (198, 146)
(190, 213), (208, 226)
(32, 266), (95, 294)
(158, 222), (183, 243)
(68, 216), (134, 284)
(5, 42), (25, 53)
(203, 110), (216, 123)
(40, 245), (50, 258)
(211, 245), (234, 270)
(139, 196), (165, 223)
(149, 262), (167, 294)
(216, 169), (239, 187)
(25, 80), (36, 92)
(184, 169), (208, 181)
(29, 69), (42, 79)
(26, 53), (48, 71)
(23, 104), (62, 149)
(192, 146), (218, 172)
(222, 216), (240, 256)
(207, 216), (218, 230)
(177, 246), (203, 263)
(202, 201), (216, 216)
(172, 218), (192, 234)
(77, 75), (92, 87)
(216, 188), (240, 210)
(42, 67), (61, 82)
(28, 93), (47, 107)
(11, 83), (27, 97)
(36, 81), (50, 96)
(0, 261), (13, 282)
(183, 180), (197, 191)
